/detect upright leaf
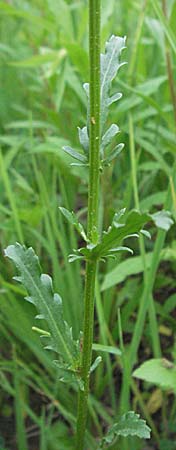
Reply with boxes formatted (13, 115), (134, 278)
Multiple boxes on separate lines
(85, 35), (126, 136)
(100, 35), (126, 132)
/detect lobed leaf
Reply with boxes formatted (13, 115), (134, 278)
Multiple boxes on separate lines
(100, 35), (126, 133)
(99, 411), (151, 448)
(4, 244), (80, 370)
(85, 35), (126, 136)
(72, 208), (173, 262)
(90, 210), (149, 259)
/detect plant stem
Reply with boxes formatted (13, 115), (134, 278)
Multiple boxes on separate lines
(87, 0), (101, 241)
(76, 1), (101, 449)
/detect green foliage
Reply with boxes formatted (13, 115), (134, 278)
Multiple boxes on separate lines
(4, 243), (81, 387)
(99, 411), (151, 448)
(0, 0), (176, 449)
(59, 207), (87, 242)
(63, 35), (126, 168)
(133, 358), (176, 392)
(69, 208), (173, 262)
(99, 35), (126, 133)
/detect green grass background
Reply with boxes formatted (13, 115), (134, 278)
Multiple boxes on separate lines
(0, 0), (176, 449)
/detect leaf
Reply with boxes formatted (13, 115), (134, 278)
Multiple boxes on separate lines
(81, 209), (173, 261)
(103, 143), (124, 165)
(4, 244), (80, 370)
(100, 35), (126, 132)
(90, 356), (102, 373)
(62, 145), (87, 163)
(102, 246), (133, 260)
(53, 360), (84, 391)
(108, 246), (133, 253)
(90, 210), (149, 260)
(68, 254), (84, 263)
(101, 124), (119, 149)
(133, 359), (176, 392)
(92, 343), (121, 356)
(150, 211), (174, 231)
(78, 126), (89, 154)
(59, 207), (87, 241)
(85, 35), (126, 135)
(99, 411), (151, 447)
(140, 229), (151, 239)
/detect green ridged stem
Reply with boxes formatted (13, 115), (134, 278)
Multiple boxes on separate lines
(76, 1), (101, 449)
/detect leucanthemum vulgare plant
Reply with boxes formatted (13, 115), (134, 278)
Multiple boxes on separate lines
(4, 1), (174, 449)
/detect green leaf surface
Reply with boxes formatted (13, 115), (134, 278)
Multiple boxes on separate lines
(103, 143), (124, 165)
(99, 411), (151, 447)
(74, 208), (173, 262)
(4, 244), (79, 369)
(150, 211), (174, 231)
(92, 343), (121, 356)
(100, 35), (126, 132)
(85, 35), (126, 135)
(90, 210), (149, 259)
(90, 356), (102, 373)
(62, 145), (87, 163)
(101, 124), (119, 149)
(78, 126), (89, 154)
(59, 207), (87, 241)
(133, 359), (176, 391)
